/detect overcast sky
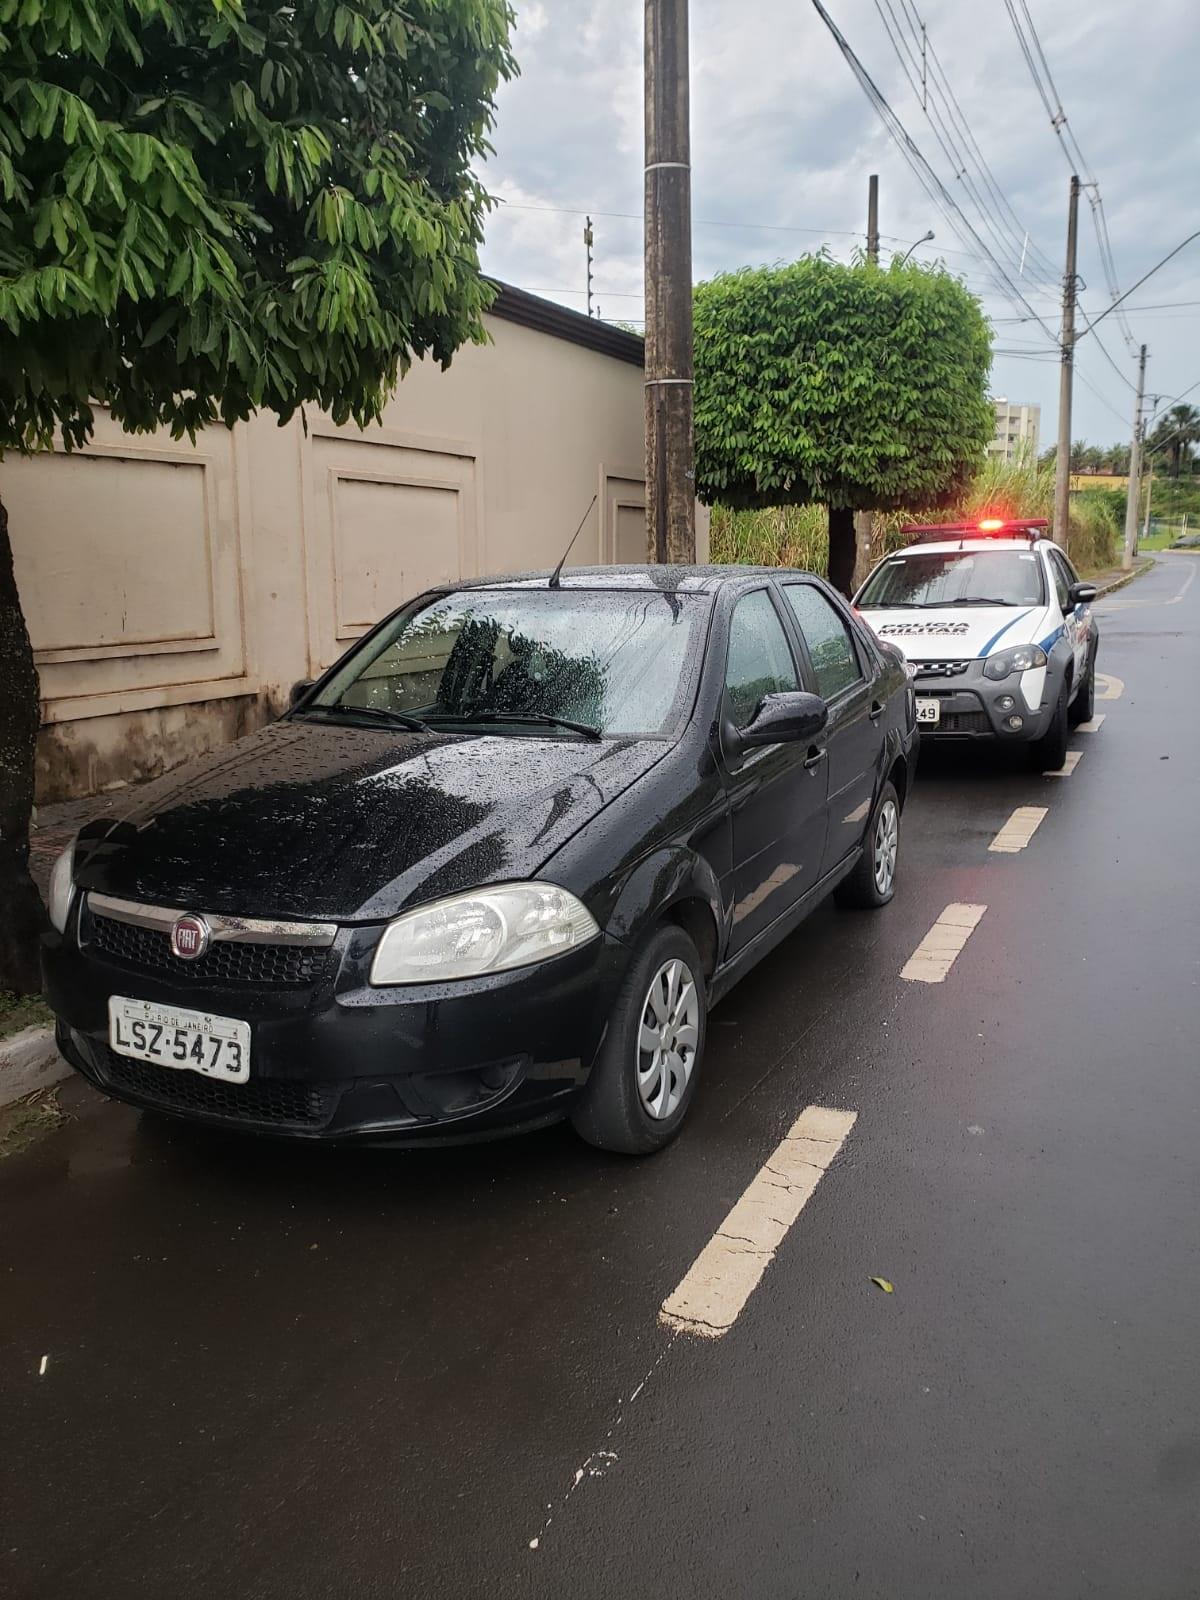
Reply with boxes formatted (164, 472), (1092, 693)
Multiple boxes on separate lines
(478, 0), (1200, 447)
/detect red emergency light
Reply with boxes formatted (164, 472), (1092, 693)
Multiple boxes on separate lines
(900, 517), (1048, 545)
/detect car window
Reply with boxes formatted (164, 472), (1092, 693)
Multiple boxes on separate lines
(857, 549), (1045, 608)
(310, 588), (710, 738)
(724, 590), (799, 729)
(782, 584), (863, 701)
(1047, 551), (1071, 611)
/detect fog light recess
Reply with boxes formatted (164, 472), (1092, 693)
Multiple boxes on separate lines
(1007, 714), (1024, 731)
(997, 695), (1015, 712)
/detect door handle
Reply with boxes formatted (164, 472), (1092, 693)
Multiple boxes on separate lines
(804, 746), (827, 771)
(868, 701), (885, 721)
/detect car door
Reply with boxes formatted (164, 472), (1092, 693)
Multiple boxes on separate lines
(780, 580), (884, 878)
(1049, 547), (1090, 679)
(719, 587), (829, 956)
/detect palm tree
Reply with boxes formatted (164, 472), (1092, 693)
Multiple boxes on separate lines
(1149, 404), (1200, 477)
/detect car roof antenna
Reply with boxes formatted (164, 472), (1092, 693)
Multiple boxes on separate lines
(548, 494), (598, 589)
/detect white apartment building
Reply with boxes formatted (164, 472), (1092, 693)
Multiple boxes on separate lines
(987, 398), (1041, 465)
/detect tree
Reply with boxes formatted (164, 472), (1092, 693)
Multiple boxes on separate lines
(1148, 404), (1200, 477)
(692, 255), (993, 596)
(0, 0), (516, 994)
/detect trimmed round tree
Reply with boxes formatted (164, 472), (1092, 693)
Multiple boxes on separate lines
(693, 255), (994, 595)
(0, 0), (515, 993)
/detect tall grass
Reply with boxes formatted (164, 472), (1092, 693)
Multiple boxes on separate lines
(709, 460), (1121, 577)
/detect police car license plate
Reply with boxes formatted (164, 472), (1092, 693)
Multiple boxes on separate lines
(916, 698), (941, 726)
(108, 996), (250, 1083)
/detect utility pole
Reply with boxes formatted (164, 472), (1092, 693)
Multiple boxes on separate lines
(1142, 451), (1154, 546)
(1053, 175), (1080, 551)
(1122, 343), (1146, 570)
(854, 175), (880, 589)
(584, 217), (595, 318)
(644, 0), (695, 563)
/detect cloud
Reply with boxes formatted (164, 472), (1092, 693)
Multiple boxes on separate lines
(482, 0), (1200, 440)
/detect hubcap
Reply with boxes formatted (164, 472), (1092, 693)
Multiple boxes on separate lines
(636, 957), (699, 1120)
(874, 799), (899, 896)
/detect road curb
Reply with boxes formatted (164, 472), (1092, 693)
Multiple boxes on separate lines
(1096, 557), (1154, 598)
(0, 1027), (70, 1110)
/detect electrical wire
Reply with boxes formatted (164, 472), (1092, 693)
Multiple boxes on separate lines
(1001, 0), (1138, 352)
(809, 0), (1062, 345)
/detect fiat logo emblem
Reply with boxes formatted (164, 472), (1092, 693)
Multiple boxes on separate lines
(170, 914), (211, 961)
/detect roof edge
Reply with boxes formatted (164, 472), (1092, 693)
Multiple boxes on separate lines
(485, 280), (645, 368)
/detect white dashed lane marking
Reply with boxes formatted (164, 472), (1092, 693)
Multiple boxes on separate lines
(1046, 751), (1082, 777)
(1095, 673), (1124, 701)
(900, 903), (987, 984)
(1076, 714), (1105, 732)
(989, 806), (1048, 853)
(660, 1105), (857, 1340)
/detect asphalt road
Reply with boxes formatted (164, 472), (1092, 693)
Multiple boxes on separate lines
(3, 554), (1198, 1600)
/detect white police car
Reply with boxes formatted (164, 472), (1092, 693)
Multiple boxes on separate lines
(854, 519), (1099, 771)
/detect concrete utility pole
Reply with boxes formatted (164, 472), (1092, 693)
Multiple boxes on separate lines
(584, 216), (595, 318)
(644, 0), (695, 563)
(1122, 343), (1147, 570)
(853, 175), (881, 590)
(1053, 174), (1080, 551)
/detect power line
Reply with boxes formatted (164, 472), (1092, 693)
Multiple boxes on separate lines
(1001, 0), (1138, 352)
(874, 0), (1060, 290)
(809, 0), (1062, 345)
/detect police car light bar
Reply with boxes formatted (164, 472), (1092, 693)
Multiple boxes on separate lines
(900, 518), (1048, 545)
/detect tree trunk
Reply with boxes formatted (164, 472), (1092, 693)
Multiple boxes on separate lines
(826, 504), (857, 598)
(0, 492), (47, 996)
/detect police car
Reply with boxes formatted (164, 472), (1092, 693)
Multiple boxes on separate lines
(854, 519), (1099, 771)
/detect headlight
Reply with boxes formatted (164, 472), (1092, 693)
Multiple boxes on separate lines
(48, 840), (76, 934)
(982, 643), (1048, 681)
(370, 883), (600, 986)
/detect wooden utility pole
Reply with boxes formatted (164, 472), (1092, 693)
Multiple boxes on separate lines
(1122, 343), (1147, 570)
(1053, 175), (1080, 550)
(644, 0), (695, 562)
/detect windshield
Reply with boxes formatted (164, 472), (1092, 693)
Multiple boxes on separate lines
(857, 548), (1045, 609)
(306, 587), (710, 738)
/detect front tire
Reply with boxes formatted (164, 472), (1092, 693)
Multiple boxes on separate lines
(571, 925), (707, 1155)
(1069, 647), (1096, 727)
(1029, 678), (1069, 771)
(834, 780), (900, 910)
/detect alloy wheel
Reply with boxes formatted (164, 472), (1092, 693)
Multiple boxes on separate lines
(636, 957), (699, 1120)
(874, 798), (899, 897)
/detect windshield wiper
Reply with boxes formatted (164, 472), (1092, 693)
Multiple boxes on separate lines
(431, 712), (603, 742)
(298, 703), (431, 733)
(919, 598), (1017, 608)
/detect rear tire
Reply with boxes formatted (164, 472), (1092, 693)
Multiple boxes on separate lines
(834, 780), (900, 910)
(1069, 648), (1095, 727)
(1029, 678), (1069, 771)
(571, 925), (707, 1156)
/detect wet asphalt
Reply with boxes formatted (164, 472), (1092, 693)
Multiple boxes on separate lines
(3, 555), (1198, 1600)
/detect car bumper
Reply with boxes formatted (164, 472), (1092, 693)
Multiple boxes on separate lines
(911, 659), (1059, 742)
(43, 910), (629, 1144)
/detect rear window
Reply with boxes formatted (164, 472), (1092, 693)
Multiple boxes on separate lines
(858, 549), (1045, 609)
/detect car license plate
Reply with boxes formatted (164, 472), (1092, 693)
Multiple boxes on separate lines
(916, 697), (941, 726)
(108, 996), (250, 1083)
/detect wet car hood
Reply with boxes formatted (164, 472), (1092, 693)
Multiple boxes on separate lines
(72, 720), (669, 921)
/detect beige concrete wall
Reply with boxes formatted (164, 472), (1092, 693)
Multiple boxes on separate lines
(2, 310), (694, 803)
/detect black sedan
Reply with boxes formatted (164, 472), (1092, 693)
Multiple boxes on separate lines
(43, 566), (918, 1154)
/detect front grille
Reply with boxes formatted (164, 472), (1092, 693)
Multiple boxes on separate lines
(935, 709), (991, 733)
(99, 1046), (337, 1128)
(87, 913), (329, 988)
(914, 660), (972, 678)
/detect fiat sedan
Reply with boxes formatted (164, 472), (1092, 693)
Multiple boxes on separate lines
(44, 566), (917, 1154)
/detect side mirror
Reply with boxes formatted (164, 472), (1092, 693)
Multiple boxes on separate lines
(1067, 582), (1098, 608)
(738, 691), (829, 751)
(288, 679), (315, 709)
